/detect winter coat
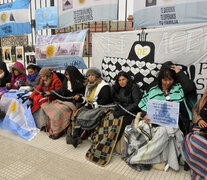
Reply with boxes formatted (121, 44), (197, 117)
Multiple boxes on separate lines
(25, 73), (40, 88)
(0, 61), (11, 87)
(10, 62), (27, 89)
(113, 83), (142, 117)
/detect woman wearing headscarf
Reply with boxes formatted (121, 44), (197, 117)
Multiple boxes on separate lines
(6, 61), (26, 90)
(36, 66), (85, 139)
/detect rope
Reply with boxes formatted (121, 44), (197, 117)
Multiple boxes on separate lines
(50, 90), (74, 100)
(118, 104), (137, 117)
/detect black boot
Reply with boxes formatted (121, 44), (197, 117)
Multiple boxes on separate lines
(0, 109), (5, 119)
(66, 135), (82, 148)
(184, 162), (190, 171)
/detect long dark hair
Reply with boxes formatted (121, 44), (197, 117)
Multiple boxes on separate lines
(26, 64), (41, 72)
(62, 66), (85, 94)
(113, 71), (133, 96)
(156, 68), (177, 90)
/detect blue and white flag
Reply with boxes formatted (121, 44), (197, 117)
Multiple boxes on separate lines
(58, 0), (117, 28)
(0, 90), (39, 141)
(0, 0), (32, 37)
(134, 0), (207, 28)
(36, 6), (57, 30)
(36, 29), (88, 70)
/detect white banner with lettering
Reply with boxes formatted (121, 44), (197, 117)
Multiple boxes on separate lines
(134, 0), (207, 28)
(93, 23), (207, 95)
(58, 0), (117, 28)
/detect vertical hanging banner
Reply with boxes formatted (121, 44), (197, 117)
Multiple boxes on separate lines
(0, 0), (32, 37)
(58, 0), (118, 28)
(36, 29), (88, 70)
(134, 0), (207, 28)
(36, 7), (57, 30)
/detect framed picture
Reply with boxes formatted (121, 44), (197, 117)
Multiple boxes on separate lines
(25, 52), (36, 67)
(3, 47), (12, 62)
(16, 46), (24, 64)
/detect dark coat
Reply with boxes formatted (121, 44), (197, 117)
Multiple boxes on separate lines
(0, 61), (11, 87)
(113, 83), (142, 117)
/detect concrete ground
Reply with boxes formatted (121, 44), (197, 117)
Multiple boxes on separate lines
(0, 129), (191, 180)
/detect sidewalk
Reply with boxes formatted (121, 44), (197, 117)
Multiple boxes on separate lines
(0, 129), (191, 180)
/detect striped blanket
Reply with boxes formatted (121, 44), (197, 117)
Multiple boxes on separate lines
(181, 128), (207, 180)
(33, 100), (77, 136)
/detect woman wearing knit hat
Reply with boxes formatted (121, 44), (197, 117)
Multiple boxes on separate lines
(6, 61), (27, 90)
(34, 66), (85, 140)
(28, 67), (62, 114)
(67, 67), (112, 147)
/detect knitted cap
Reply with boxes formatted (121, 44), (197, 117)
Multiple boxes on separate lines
(39, 67), (53, 77)
(86, 67), (101, 77)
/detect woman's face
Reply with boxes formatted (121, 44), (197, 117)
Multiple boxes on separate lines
(27, 68), (36, 77)
(88, 75), (96, 83)
(66, 72), (70, 81)
(41, 75), (48, 81)
(14, 70), (20, 76)
(161, 77), (174, 92)
(0, 69), (4, 74)
(118, 75), (128, 88)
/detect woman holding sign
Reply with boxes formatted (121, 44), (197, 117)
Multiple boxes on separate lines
(122, 61), (196, 171)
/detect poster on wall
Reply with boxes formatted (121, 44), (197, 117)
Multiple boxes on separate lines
(92, 23), (207, 95)
(58, 0), (118, 28)
(36, 29), (88, 70)
(134, 0), (207, 28)
(3, 47), (12, 62)
(16, 46), (24, 64)
(25, 52), (36, 67)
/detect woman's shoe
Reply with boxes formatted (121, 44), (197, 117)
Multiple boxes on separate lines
(184, 162), (190, 171)
(49, 131), (65, 140)
(66, 135), (82, 148)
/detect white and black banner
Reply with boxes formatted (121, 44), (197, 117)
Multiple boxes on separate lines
(92, 23), (207, 95)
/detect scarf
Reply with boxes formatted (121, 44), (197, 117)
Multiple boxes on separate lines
(67, 80), (73, 92)
(0, 72), (5, 79)
(27, 71), (39, 82)
(86, 81), (98, 97)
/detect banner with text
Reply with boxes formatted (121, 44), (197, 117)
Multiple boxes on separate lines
(134, 0), (207, 28)
(58, 0), (117, 28)
(36, 29), (88, 70)
(0, 0), (32, 37)
(93, 23), (207, 95)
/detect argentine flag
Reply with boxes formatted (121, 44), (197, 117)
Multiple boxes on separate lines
(0, 0), (32, 37)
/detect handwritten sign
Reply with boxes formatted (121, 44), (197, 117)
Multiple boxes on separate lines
(147, 99), (179, 128)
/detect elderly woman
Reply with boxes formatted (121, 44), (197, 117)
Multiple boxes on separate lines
(28, 67), (62, 113)
(181, 90), (207, 179)
(6, 61), (26, 90)
(36, 66), (85, 139)
(122, 61), (197, 171)
(67, 67), (112, 147)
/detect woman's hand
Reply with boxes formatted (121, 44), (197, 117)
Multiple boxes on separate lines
(73, 95), (80, 101)
(198, 119), (207, 128)
(143, 115), (151, 124)
(170, 65), (180, 74)
(6, 83), (11, 87)
(45, 91), (51, 96)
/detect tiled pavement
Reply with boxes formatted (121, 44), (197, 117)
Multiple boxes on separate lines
(0, 129), (191, 180)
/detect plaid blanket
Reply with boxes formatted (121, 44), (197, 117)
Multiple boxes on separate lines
(181, 128), (207, 180)
(86, 109), (123, 166)
(33, 100), (77, 135)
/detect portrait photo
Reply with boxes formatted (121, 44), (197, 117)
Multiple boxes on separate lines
(3, 47), (12, 62)
(16, 46), (24, 61)
(63, 0), (73, 11)
(146, 0), (157, 7)
(25, 52), (36, 67)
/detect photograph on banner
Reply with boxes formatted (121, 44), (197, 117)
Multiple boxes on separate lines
(3, 47), (12, 62)
(16, 46), (24, 64)
(133, 0), (207, 28)
(25, 52), (36, 67)
(35, 6), (57, 30)
(58, 0), (118, 28)
(92, 23), (207, 95)
(147, 100), (179, 128)
(0, 0), (32, 37)
(36, 29), (88, 70)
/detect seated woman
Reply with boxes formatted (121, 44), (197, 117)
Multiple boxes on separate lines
(6, 62), (27, 90)
(37, 66), (85, 139)
(28, 67), (62, 120)
(181, 90), (207, 179)
(22, 64), (41, 91)
(0, 61), (11, 119)
(122, 61), (196, 171)
(85, 71), (142, 166)
(67, 67), (112, 147)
